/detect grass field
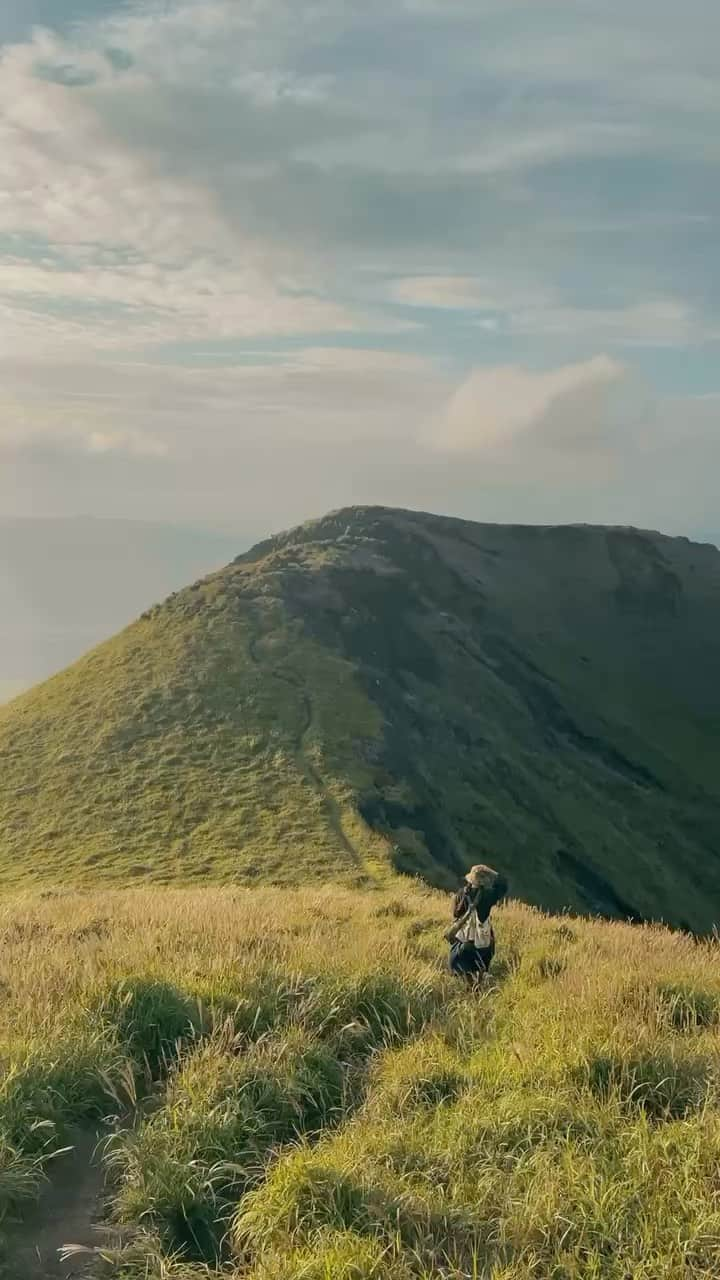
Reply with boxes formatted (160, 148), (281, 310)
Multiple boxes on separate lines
(1, 884), (720, 1278)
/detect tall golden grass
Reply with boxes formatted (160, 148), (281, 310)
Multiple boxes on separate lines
(1, 885), (720, 1278)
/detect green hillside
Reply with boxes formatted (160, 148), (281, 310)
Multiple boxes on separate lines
(1, 506), (719, 931)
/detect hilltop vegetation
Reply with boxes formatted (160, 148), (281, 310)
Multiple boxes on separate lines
(2, 885), (720, 1278)
(1, 506), (719, 930)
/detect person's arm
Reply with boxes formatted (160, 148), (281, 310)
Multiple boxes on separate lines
(452, 887), (469, 920)
(445, 891), (473, 942)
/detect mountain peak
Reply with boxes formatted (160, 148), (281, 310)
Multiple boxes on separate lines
(241, 505), (719, 565)
(2, 508), (719, 930)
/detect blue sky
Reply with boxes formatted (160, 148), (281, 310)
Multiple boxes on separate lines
(1, 0), (718, 542)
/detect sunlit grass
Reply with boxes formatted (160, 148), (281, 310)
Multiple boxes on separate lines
(2, 885), (720, 1278)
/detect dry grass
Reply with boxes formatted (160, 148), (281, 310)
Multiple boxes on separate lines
(1, 885), (720, 1278)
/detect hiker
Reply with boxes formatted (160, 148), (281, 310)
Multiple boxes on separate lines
(446, 863), (508, 982)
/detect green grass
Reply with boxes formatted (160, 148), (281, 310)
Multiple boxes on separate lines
(0, 593), (388, 890)
(1, 507), (720, 930)
(3, 884), (720, 1278)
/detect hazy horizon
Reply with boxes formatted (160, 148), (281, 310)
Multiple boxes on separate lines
(0, 515), (244, 698)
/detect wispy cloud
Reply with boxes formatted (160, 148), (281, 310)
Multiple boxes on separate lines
(0, 393), (169, 460)
(390, 279), (711, 348)
(0, 0), (718, 543)
(390, 277), (515, 311)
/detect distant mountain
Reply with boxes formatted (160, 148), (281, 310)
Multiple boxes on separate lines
(0, 518), (243, 698)
(1, 506), (719, 931)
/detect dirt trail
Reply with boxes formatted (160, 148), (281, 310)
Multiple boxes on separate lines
(294, 687), (361, 865)
(2, 1130), (107, 1280)
(247, 626), (363, 868)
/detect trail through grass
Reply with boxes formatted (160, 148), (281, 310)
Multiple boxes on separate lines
(246, 622), (365, 874)
(1, 1129), (106, 1279)
(2, 885), (720, 1278)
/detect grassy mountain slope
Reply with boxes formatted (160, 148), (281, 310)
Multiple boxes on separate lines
(1, 506), (719, 930)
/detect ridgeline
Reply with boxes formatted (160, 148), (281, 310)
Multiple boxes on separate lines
(1, 506), (719, 931)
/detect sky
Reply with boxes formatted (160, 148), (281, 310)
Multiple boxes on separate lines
(1, 0), (719, 545)
(0, 516), (240, 696)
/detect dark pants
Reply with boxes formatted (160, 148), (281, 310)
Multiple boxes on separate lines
(449, 939), (494, 981)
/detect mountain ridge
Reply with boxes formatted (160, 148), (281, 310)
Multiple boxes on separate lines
(2, 505), (719, 931)
(236, 504), (720, 560)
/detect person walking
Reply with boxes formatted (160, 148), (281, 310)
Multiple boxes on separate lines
(446, 863), (507, 982)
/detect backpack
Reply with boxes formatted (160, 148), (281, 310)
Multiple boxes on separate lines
(448, 874), (507, 948)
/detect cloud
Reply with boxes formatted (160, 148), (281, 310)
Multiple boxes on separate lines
(2, 349), (718, 551)
(0, 391), (169, 460)
(0, 0), (718, 550)
(434, 356), (629, 454)
(1, 0), (718, 359)
(418, 354), (719, 544)
(390, 279), (711, 347)
(0, 256), (375, 352)
(0, 430), (168, 460)
(500, 300), (708, 347)
(391, 277), (511, 310)
(0, 23), (391, 353)
(0, 346), (448, 463)
(85, 429), (168, 457)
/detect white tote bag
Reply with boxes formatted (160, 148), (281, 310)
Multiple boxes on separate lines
(456, 907), (492, 949)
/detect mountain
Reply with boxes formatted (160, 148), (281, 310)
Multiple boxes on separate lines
(1, 505), (719, 931)
(0, 517), (243, 698)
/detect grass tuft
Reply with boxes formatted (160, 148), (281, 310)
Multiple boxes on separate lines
(579, 1047), (713, 1119)
(656, 982), (720, 1032)
(97, 978), (202, 1075)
